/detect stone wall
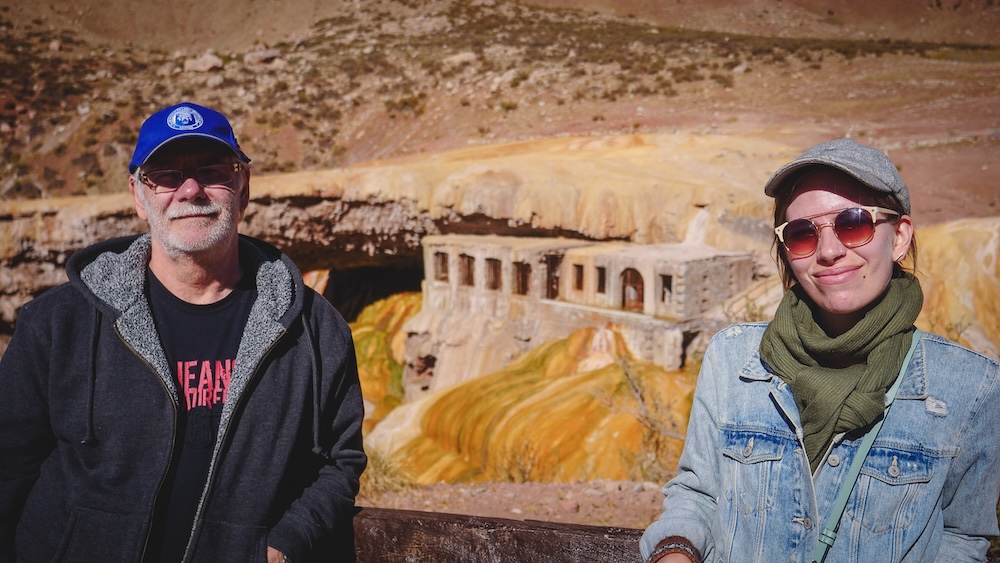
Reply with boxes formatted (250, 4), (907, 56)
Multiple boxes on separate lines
(401, 234), (755, 399)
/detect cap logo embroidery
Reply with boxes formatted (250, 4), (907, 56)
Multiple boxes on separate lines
(166, 107), (204, 131)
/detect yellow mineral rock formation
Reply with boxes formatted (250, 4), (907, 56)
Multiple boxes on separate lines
(916, 217), (1000, 360)
(366, 326), (696, 484)
(350, 292), (423, 433)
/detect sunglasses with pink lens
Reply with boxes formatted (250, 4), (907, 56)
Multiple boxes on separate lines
(775, 206), (899, 258)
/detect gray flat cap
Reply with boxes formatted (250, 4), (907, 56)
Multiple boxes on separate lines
(763, 138), (910, 214)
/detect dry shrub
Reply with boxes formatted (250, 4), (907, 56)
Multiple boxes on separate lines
(358, 447), (414, 501)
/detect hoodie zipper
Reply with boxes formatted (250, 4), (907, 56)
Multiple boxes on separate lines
(178, 327), (287, 563)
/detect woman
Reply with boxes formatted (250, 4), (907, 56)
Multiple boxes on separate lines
(641, 139), (1000, 563)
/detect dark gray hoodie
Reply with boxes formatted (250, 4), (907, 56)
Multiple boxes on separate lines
(0, 234), (366, 562)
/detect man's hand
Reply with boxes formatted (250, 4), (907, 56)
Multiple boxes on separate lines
(266, 546), (286, 563)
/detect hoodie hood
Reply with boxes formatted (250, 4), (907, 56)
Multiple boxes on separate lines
(65, 233), (305, 448)
(68, 233), (303, 387)
(68, 233), (304, 328)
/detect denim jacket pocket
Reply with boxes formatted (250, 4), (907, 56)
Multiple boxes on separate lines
(720, 429), (789, 515)
(850, 444), (951, 539)
(717, 429), (798, 561)
(861, 446), (933, 486)
(722, 429), (786, 465)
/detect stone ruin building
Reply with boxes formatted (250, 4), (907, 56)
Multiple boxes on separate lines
(401, 234), (755, 401)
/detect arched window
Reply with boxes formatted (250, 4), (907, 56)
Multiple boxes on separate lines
(621, 268), (644, 312)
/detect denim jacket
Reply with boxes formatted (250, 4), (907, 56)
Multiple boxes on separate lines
(642, 323), (1000, 563)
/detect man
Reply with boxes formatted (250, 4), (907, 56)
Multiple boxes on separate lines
(0, 102), (366, 562)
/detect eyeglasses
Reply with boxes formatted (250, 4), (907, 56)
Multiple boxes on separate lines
(775, 206), (900, 258)
(139, 163), (244, 192)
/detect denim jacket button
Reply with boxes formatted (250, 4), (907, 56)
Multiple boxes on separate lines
(743, 445), (753, 457)
(827, 453), (841, 467)
(803, 517), (813, 529)
(888, 464), (901, 478)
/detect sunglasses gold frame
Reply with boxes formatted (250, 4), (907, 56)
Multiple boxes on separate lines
(775, 205), (900, 257)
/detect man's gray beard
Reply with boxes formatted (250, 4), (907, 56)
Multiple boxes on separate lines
(139, 188), (239, 258)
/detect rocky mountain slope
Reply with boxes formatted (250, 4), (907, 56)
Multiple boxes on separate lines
(2, 0), (999, 226)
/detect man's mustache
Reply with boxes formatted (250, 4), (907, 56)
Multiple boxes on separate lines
(166, 202), (223, 219)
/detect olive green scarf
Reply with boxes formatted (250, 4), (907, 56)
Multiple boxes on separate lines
(759, 272), (923, 473)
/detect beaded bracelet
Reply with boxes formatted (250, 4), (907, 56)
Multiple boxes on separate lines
(646, 536), (701, 563)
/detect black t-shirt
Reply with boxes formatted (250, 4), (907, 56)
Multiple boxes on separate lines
(145, 268), (256, 563)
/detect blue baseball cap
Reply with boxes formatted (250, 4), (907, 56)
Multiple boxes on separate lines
(128, 102), (250, 173)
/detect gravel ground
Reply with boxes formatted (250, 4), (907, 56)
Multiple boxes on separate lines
(359, 479), (666, 530)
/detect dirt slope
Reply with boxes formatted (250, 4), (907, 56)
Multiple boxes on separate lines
(10, 0), (1000, 51)
(3, 0), (999, 226)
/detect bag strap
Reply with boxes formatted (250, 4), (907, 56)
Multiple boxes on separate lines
(810, 329), (922, 563)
